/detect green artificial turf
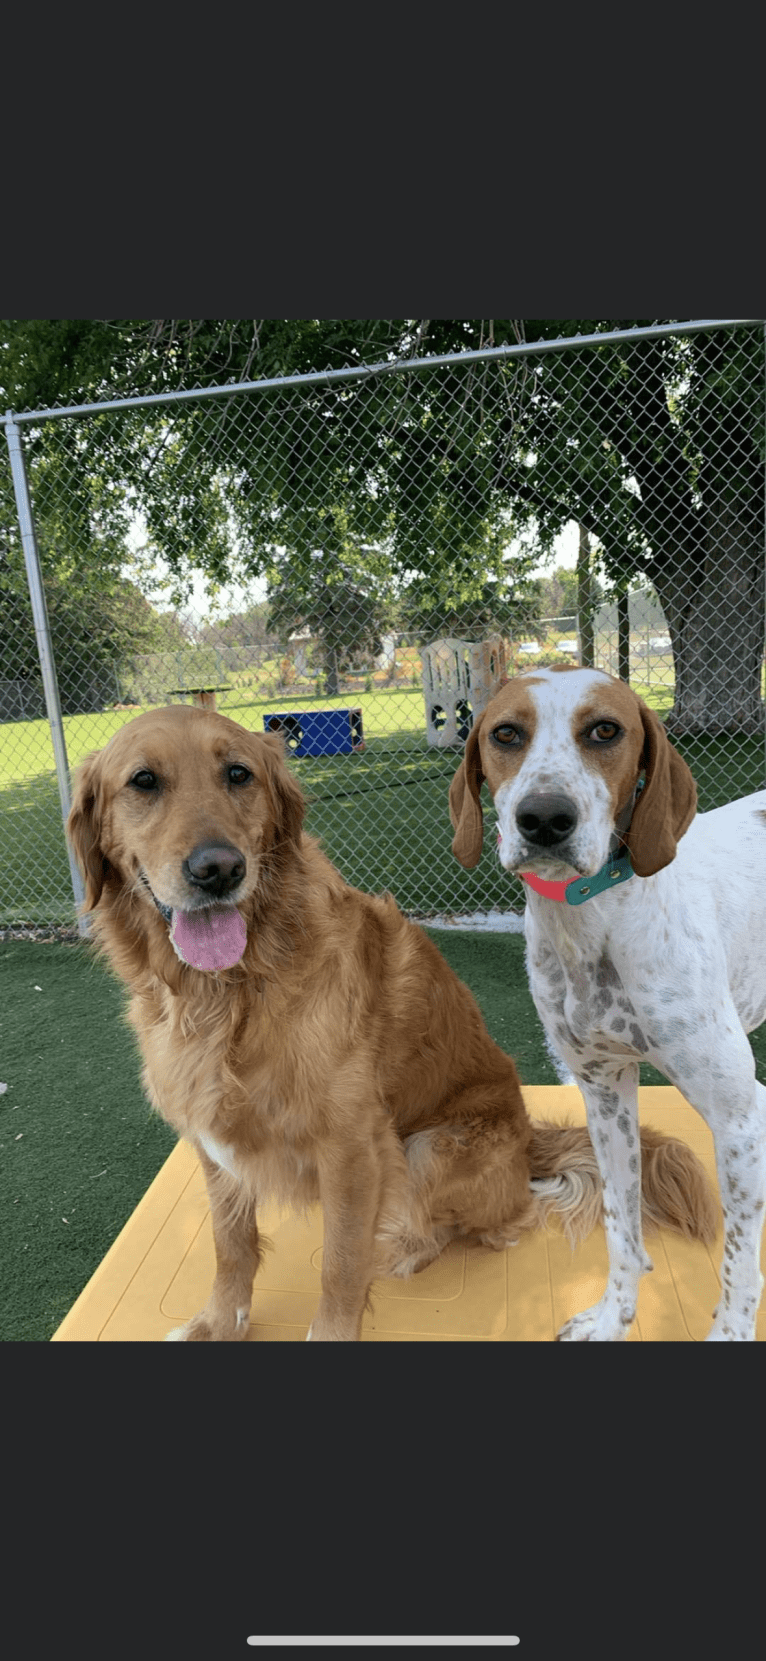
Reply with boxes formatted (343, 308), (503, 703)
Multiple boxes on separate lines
(0, 940), (176, 1342)
(1, 930), (764, 1342)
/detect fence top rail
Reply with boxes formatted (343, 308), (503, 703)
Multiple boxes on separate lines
(4, 319), (763, 428)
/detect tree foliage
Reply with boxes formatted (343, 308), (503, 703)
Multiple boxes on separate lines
(2, 318), (763, 728)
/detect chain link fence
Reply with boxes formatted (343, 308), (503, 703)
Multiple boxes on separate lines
(2, 319), (764, 934)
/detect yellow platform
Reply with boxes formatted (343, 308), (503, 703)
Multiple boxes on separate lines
(51, 1087), (766, 1342)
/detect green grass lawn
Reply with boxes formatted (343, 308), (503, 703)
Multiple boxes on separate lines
(1, 686), (764, 925)
(0, 691), (518, 924)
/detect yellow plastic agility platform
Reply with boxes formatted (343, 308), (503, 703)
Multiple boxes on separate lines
(51, 1087), (766, 1342)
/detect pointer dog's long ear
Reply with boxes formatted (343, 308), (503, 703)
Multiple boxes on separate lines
(624, 701), (697, 878)
(449, 717), (487, 869)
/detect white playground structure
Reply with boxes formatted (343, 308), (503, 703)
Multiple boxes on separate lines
(421, 635), (507, 748)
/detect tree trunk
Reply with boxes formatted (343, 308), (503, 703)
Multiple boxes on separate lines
(323, 639), (340, 697)
(617, 589), (630, 683)
(577, 525), (595, 668)
(652, 502), (765, 735)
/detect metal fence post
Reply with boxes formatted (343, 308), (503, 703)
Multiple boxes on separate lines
(4, 411), (88, 932)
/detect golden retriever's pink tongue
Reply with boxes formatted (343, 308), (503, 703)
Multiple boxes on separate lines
(171, 907), (246, 971)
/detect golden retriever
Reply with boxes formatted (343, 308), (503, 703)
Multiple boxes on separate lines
(67, 704), (716, 1341)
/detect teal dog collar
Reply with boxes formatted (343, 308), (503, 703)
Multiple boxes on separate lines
(520, 848), (635, 905)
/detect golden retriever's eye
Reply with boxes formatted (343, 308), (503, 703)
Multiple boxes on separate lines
(587, 721), (622, 744)
(130, 769), (158, 791)
(491, 724), (524, 747)
(228, 765), (252, 786)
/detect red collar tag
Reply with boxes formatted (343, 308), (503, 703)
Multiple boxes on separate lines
(520, 872), (576, 901)
(520, 850), (634, 905)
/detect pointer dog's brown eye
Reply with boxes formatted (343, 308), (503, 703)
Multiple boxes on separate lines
(228, 765), (252, 786)
(492, 724), (523, 747)
(130, 770), (158, 791)
(588, 721), (621, 744)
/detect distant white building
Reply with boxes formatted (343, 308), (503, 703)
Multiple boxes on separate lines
(636, 635), (672, 657)
(288, 629), (312, 676)
(376, 633), (397, 669)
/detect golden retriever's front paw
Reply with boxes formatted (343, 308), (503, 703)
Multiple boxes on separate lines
(306, 1306), (362, 1341)
(165, 1306), (250, 1342)
(165, 1317), (213, 1341)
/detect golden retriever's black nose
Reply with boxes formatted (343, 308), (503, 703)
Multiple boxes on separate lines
(515, 792), (578, 848)
(183, 842), (246, 898)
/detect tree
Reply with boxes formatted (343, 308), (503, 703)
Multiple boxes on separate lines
(536, 559), (604, 625)
(266, 554), (390, 696)
(195, 601), (272, 652)
(576, 531), (596, 669)
(523, 324), (764, 734)
(0, 526), (188, 716)
(3, 318), (762, 731)
(397, 540), (544, 643)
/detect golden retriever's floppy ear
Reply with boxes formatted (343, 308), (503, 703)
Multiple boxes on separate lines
(624, 701), (697, 878)
(66, 752), (109, 910)
(260, 734), (306, 847)
(449, 718), (486, 870)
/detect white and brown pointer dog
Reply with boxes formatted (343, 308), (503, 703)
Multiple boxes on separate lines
(450, 665), (766, 1341)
